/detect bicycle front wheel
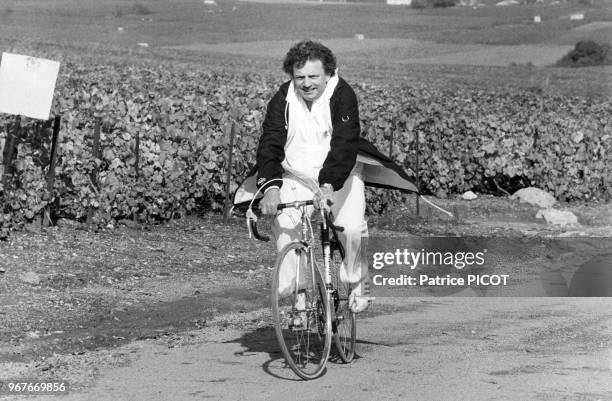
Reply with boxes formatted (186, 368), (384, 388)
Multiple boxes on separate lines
(271, 242), (332, 380)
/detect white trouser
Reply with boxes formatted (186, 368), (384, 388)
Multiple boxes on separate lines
(273, 165), (369, 297)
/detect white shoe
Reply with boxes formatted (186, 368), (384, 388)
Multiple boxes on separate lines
(349, 293), (374, 313)
(349, 281), (374, 313)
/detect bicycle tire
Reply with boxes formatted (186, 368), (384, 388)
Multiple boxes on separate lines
(271, 242), (332, 380)
(330, 250), (356, 363)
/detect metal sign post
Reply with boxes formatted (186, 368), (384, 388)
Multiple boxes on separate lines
(87, 118), (102, 225)
(222, 121), (237, 225)
(1, 115), (21, 191)
(42, 116), (61, 227)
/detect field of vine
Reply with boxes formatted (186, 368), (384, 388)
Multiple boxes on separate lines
(0, 0), (610, 236)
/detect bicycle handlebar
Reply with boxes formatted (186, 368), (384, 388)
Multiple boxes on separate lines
(278, 200), (314, 210)
(247, 200), (313, 242)
(246, 200), (344, 243)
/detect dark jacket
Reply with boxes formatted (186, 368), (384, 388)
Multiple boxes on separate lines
(232, 78), (419, 208)
(256, 77), (360, 193)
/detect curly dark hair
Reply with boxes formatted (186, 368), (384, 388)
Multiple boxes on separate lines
(282, 40), (337, 77)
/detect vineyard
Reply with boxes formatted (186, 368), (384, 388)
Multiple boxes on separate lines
(0, 59), (610, 236)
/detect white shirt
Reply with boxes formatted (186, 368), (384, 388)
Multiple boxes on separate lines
(282, 74), (339, 184)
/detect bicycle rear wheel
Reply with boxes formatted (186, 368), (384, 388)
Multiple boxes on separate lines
(331, 250), (356, 363)
(271, 242), (332, 380)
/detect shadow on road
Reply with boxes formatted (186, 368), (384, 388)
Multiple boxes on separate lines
(224, 326), (308, 380)
(224, 325), (399, 381)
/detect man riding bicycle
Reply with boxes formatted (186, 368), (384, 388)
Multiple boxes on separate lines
(234, 40), (418, 313)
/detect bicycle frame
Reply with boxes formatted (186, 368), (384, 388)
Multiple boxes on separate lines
(247, 200), (343, 293)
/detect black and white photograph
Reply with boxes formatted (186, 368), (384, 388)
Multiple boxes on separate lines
(0, 0), (611, 399)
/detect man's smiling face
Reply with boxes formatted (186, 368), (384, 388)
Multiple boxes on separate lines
(292, 59), (330, 105)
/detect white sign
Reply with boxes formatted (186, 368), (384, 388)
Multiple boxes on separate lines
(0, 53), (60, 120)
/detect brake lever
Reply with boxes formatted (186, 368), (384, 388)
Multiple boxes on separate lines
(246, 209), (270, 242)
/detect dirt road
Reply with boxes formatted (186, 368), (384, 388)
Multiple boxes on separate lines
(2, 199), (611, 401)
(14, 297), (612, 401)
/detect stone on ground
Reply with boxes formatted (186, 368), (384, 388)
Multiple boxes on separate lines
(511, 187), (557, 208)
(461, 191), (477, 200)
(536, 208), (578, 227)
(19, 271), (42, 285)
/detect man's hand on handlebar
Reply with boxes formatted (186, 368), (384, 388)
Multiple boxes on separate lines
(259, 188), (281, 215)
(259, 183), (333, 215)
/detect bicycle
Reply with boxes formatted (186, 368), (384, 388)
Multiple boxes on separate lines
(245, 197), (357, 380)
